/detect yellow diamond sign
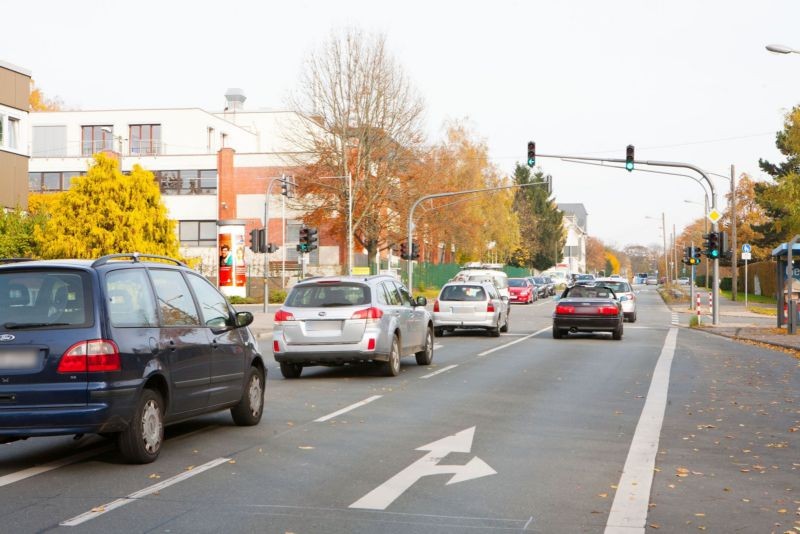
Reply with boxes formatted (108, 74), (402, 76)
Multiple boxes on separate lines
(706, 209), (722, 224)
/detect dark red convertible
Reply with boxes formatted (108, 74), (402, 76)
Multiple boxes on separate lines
(552, 283), (623, 340)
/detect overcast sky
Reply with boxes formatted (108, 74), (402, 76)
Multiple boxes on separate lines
(5, 0), (800, 250)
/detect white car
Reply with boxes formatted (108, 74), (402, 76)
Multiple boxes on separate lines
(433, 281), (509, 337)
(677, 277), (691, 286)
(595, 278), (637, 322)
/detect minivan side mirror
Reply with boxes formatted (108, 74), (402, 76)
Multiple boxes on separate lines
(235, 311), (254, 328)
(415, 296), (427, 307)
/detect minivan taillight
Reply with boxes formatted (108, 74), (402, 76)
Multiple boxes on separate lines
(351, 307), (383, 320)
(433, 299), (440, 312)
(487, 302), (495, 313)
(274, 309), (296, 323)
(58, 340), (120, 373)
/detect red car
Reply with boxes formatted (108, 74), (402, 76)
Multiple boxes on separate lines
(508, 278), (536, 304)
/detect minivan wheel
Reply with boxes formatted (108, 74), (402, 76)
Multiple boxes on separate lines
(118, 388), (164, 464)
(231, 366), (265, 426)
(382, 335), (401, 376)
(415, 327), (434, 366)
(489, 325), (501, 337)
(500, 316), (509, 333)
(280, 362), (303, 379)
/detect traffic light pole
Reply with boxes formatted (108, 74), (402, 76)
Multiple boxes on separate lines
(406, 180), (551, 292)
(536, 153), (720, 325)
(263, 174), (293, 313)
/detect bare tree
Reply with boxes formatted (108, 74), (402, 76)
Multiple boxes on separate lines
(286, 28), (426, 273)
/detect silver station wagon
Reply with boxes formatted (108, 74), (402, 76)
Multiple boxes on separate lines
(433, 281), (509, 337)
(272, 275), (433, 378)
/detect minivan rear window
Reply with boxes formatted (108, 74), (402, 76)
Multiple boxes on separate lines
(0, 270), (93, 329)
(285, 283), (371, 307)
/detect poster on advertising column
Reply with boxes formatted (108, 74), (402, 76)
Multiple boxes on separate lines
(217, 220), (247, 298)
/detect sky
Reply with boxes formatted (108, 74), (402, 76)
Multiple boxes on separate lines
(4, 0), (800, 250)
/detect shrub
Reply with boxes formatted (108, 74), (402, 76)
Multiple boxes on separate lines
(268, 290), (287, 303)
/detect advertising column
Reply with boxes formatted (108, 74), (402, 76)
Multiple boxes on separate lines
(217, 219), (247, 298)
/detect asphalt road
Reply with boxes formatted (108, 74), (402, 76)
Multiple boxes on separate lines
(0, 287), (797, 533)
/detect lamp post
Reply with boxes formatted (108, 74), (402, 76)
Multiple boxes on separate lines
(645, 214), (668, 286)
(766, 44), (800, 55)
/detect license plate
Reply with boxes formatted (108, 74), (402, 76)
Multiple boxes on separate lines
(305, 320), (343, 332)
(0, 349), (39, 370)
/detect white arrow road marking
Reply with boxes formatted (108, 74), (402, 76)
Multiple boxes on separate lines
(349, 426), (496, 511)
(60, 457), (231, 526)
(314, 395), (383, 423)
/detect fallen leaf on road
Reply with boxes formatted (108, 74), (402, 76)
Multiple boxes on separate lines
(185, 465), (194, 471)
(91, 506), (105, 513)
(148, 473), (161, 479)
(298, 446), (314, 450)
(694, 513), (706, 517)
(649, 524), (660, 529)
(229, 460), (236, 464)
(597, 493), (608, 498)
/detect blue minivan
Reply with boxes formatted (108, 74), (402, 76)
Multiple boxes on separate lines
(0, 254), (266, 463)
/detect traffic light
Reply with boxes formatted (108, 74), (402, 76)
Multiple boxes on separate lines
(703, 232), (720, 259)
(266, 243), (278, 254)
(527, 141), (536, 168)
(625, 145), (635, 172)
(719, 231), (728, 258)
(256, 228), (266, 253)
(400, 242), (409, 260)
(411, 242), (420, 260)
(248, 228), (259, 253)
(281, 180), (290, 197)
(692, 246), (702, 265)
(682, 246), (692, 265)
(298, 227), (309, 253)
(306, 227), (318, 252)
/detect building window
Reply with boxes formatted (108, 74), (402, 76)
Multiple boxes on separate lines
(32, 125), (67, 157)
(81, 125), (114, 156)
(207, 127), (214, 153)
(179, 220), (217, 247)
(28, 171), (83, 193)
(155, 170), (216, 195)
(129, 124), (161, 155)
(220, 132), (227, 148)
(8, 117), (19, 149)
(0, 114), (4, 146)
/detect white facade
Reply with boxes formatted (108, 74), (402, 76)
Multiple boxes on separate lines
(558, 203), (588, 274)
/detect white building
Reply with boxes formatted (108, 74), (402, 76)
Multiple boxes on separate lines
(0, 59), (31, 210)
(557, 203), (588, 274)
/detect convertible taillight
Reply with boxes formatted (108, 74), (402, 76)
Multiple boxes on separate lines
(274, 309), (296, 323)
(555, 305), (575, 314)
(597, 306), (619, 315)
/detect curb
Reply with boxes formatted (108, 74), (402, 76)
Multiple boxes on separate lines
(688, 325), (800, 354)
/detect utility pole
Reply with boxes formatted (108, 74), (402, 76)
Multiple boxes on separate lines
(730, 165), (738, 301)
(662, 212), (668, 286)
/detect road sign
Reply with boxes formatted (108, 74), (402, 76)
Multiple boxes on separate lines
(741, 252), (751, 260)
(742, 243), (751, 253)
(706, 209), (722, 224)
(349, 427), (496, 510)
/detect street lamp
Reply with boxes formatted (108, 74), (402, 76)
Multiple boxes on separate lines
(766, 44), (800, 55)
(645, 214), (668, 285)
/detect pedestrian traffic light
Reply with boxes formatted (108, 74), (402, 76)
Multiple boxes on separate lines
(625, 145), (635, 172)
(306, 227), (318, 252)
(400, 242), (409, 260)
(248, 228), (259, 253)
(411, 242), (420, 260)
(703, 232), (720, 259)
(527, 141), (536, 168)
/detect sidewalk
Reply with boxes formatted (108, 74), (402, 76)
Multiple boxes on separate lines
(668, 290), (800, 354)
(234, 304), (275, 339)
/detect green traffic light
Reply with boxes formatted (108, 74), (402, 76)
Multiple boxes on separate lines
(625, 161), (634, 172)
(527, 157), (535, 167)
(710, 250), (719, 258)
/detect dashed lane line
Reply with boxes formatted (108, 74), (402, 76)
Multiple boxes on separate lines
(60, 457), (231, 527)
(477, 326), (551, 357)
(419, 364), (458, 379)
(0, 444), (115, 488)
(314, 395), (383, 423)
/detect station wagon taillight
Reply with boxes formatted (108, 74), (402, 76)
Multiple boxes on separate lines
(57, 340), (120, 373)
(433, 299), (440, 312)
(487, 302), (495, 313)
(274, 309), (296, 323)
(555, 305), (575, 314)
(351, 307), (383, 320)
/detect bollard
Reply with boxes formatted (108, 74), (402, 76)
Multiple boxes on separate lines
(790, 300), (798, 335)
(696, 293), (702, 324)
(708, 291), (713, 320)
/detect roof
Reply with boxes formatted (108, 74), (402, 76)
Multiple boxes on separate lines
(0, 59), (31, 77)
(771, 241), (800, 257)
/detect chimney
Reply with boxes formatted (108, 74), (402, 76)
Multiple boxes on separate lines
(224, 88), (246, 112)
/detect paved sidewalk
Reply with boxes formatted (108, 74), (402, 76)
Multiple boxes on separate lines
(668, 291), (800, 354)
(234, 304), (275, 339)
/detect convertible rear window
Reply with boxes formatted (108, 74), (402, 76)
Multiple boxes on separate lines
(440, 285), (486, 301)
(285, 283), (371, 307)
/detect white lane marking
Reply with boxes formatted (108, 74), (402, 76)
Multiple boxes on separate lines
(499, 333), (529, 337)
(350, 427), (495, 510)
(420, 364), (458, 379)
(0, 444), (115, 488)
(60, 457), (231, 527)
(605, 328), (678, 534)
(477, 326), (551, 357)
(670, 313), (679, 325)
(314, 395), (383, 423)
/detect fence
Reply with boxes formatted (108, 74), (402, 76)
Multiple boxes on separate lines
(409, 263), (532, 290)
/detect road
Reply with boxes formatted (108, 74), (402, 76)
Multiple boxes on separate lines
(0, 286), (797, 533)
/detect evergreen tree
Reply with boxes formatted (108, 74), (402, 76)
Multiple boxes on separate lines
(35, 153), (179, 259)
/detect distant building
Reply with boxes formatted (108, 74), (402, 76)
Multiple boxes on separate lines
(557, 203), (588, 273)
(28, 90), (348, 289)
(0, 59), (31, 210)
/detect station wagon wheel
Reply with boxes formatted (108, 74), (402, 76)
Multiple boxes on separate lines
(383, 335), (401, 376)
(280, 362), (303, 379)
(231, 366), (265, 426)
(118, 388), (164, 464)
(415, 327), (434, 366)
(434, 327), (444, 337)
